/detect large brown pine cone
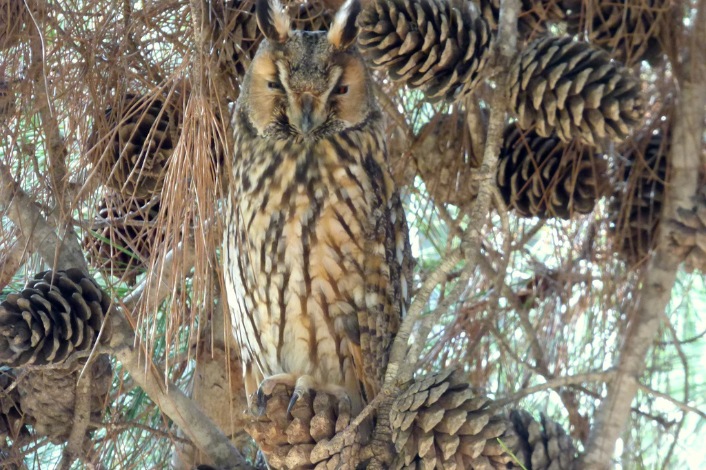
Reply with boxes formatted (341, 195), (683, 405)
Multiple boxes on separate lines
(669, 185), (706, 273)
(473, 0), (571, 39)
(508, 410), (577, 470)
(390, 370), (578, 470)
(0, 372), (31, 448)
(609, 130), (668, 264)
(245, 383), (361, 469)
(215, 0), (333, 88)
(0, 80), (15, 120)
(497, 125), (607, 219)
(18, 353), (112, 444)
(88, 94), (178, 198)
(390, 369), (516, 470)
(0, 269), (112, 368)
(358, 0), (493, 103)
(83, 192), (161, 281)
(566, 0), (670, 66)
(414, 113), (480, 207)
(509, 36), (645, 148)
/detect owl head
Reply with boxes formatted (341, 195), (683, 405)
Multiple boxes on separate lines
(236, 0), (379, 141)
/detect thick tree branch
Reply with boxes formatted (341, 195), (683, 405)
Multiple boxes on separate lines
(0, 168), (250, 469)
(0, 162), (88, 273)
(579, 3), (706, 467)
(0, 236), (27, 290)
(58, 366), (94, 470)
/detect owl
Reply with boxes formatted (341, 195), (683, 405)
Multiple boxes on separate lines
(223, 0), (412, 419)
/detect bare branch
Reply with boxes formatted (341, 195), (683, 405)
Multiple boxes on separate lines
(0, 162), (89, 273)
(579, 3), (706, 466)
(58, 366), (94, 470)
(490, 371), (616, 411)
(383, 0), (521, 389)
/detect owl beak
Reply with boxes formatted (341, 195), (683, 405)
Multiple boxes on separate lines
(296, 93), (319, 135)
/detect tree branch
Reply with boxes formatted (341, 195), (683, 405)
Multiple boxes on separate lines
(0, 165), (250, 469)
(383, 0), (520, 389)
(490, 371), (615, 411)
(579, 3), (706, 467)
(0, 162), (88, 273)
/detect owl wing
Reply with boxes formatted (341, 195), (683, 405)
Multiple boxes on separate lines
(357, 151), (413, 398)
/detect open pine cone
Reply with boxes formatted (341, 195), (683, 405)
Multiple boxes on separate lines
(0, 269), (112, 368)
(391, 370), (578, 470)
(358, 0), (493, 103)
(18, 353), (112, 444)
(414, 113), (480, 207)
(0, 80), (15, 120)
(245, 383), (362, 469)
(566, 0), (671, 66)
(508, 410), (577, 470)
(497, 125), (607, 219)
(609, 130), (668, 264)
(88, 93), (179, 198)
(83, 192), (161, 281)
(509, 36), (645, 148)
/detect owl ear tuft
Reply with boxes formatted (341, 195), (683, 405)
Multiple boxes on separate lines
(328, 0), (362, 50)
(256, 0), (291, 43)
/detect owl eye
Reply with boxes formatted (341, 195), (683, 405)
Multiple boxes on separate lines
(333, 85), (349, 95)
(267, 81), (283, 91)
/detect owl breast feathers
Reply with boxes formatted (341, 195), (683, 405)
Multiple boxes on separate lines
(223, 0), (412, 415)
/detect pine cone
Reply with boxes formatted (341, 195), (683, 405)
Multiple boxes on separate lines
(390, 370), (515, 470)
(216, 0), (333, 88)
(669, 185), (706, 273)
(509, 36), (645, 148)
(507, 410), (577, 470)
(83, 192), (161, 281)
(390, 370), (578, 470)
(496, 125), (607, 219)
(18, 353), (112, 444)
(0, 372), (31, 448)
(245, 383), (361, 469)
(358, 0), (493, 103)
(474, 0), (571, 39)
(414, 113), (480, 207)
(88, 94), (178, 198)
(609, 130), (668, 263)
(566, 0), (670, 66)
(0, 80), (15, 120)
(0, 269), (112, 368)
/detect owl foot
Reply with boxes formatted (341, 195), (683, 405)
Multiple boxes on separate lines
(287, 375), (351, 417)
(255, 373), (298, 416)
(245, 380), (362, 470)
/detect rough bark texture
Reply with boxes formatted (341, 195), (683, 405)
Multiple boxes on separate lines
(578, 3), (706, 467)
(171, 302), (251, 470)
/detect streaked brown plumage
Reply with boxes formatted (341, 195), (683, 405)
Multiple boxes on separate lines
(223, 0), (412, 417)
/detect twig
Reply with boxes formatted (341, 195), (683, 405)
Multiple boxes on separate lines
(490, 371), (616, 411)
(58, 364), (94, 470)
(90, 421), (195, 445)
(635, 383), (706, 421)
(383, 0), (521, 390)
(579, 2), (706, 466)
